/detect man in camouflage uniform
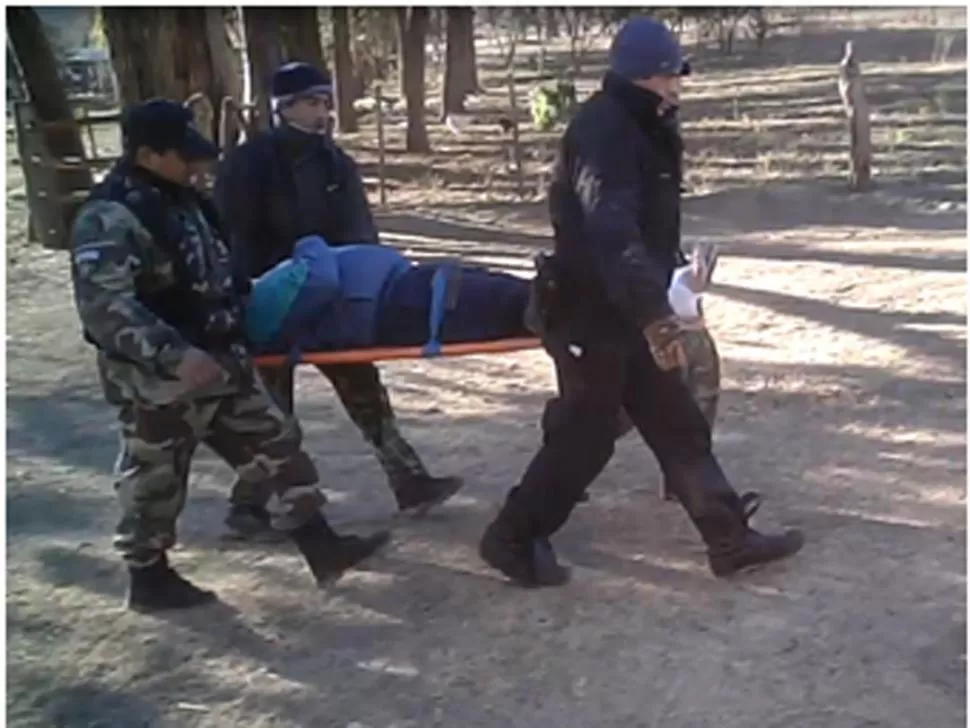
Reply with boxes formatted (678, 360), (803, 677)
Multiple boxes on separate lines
(215, 62), (462, 539)
(70, 99), (388, 612)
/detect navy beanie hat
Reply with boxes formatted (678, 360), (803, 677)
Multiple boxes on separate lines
(271, 62), (333, 108)
(121, 98), (220, 160)
(609, 16), (691, 81)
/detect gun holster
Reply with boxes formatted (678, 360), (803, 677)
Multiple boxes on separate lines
(524, 252), (562, 337)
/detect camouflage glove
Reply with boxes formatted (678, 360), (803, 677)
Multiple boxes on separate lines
(642, 315), (688, 372)
(176, 347), (229, 389)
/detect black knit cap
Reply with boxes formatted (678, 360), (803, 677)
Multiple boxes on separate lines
(271, 61), (333, 105)
(121, 98), (219, 160)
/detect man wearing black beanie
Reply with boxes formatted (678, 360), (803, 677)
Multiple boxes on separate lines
(479, 17), (805, 587)
(216, 62), (462, 540)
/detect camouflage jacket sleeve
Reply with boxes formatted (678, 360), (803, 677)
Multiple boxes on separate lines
(70, 199), (191, 375)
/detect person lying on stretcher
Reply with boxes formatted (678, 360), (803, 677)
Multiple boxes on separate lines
(244, 234), (534, 358)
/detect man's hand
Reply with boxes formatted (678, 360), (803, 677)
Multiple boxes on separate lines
(176, 347), (227, 389)
(643, 316), (687, 372)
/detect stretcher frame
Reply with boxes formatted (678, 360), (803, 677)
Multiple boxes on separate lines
(252, 337), (542, 367)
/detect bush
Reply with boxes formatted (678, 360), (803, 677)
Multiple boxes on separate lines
(529, 80), (577, 132)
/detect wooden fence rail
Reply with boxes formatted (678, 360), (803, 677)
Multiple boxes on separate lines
(12, 96), (259, 250)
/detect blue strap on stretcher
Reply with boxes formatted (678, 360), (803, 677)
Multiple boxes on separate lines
(423, 262), (461, 357)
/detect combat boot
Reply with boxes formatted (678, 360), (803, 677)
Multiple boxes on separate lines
(126, 553), (218, 612)
(479, 521), (571, 588)
(391, 473), (464, 518)
(290, 514), (391, 586)
(223, 503), (290, 542)
(698, 492), (804, 577)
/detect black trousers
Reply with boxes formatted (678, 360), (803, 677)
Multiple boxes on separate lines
(499, 302), (738, 541)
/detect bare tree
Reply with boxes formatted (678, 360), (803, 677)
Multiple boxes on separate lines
(542, 8), (559, 41)
(331, 7), (358, 133)
(277, 7), (326, 69)
(352, 8), (397, 96)
(560, 8), (619, 79)
(482, 8), (521, 71)
(455, 8), (479, 96)
(102, 8), (237, 142)
(102, 9), (178, 102)
(242, 7), (283, 131)
(205, 8), (243, 105)
(396, 8), (430, 153)
(440, 7), (476, 118)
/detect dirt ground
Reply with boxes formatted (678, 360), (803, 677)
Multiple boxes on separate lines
(6, 9), (967, 728)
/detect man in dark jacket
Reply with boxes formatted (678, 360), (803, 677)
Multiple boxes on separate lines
(215, 63), (462, 538)
(479, 17), (805, 587)
(70, 100), (388, 611)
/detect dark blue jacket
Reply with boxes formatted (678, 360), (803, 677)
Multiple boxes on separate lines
(214, 125), (379, 281)
(246, 235), (410, 354)
(547, 71), (687, 328)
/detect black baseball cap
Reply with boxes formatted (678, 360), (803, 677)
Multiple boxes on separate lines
(121, 98), (220, 161)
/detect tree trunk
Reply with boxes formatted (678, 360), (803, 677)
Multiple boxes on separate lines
(205, 8), (245, 148)
(396, 10), (407, 102)
(7, 6), (93, 245)
(243, 7), (283, 132)
(543, 8), (559, 40)
(332, 7), (358, 133)
(205, 8), (243, 106)
(103, 8), (178, 103)
(102, 8), (230, 143)
(277, 7), (326, 69)
(440, 8), (469, 119)
(454, 8), (479, 97)
(6, 41), (26, 101)
(397, 8), (430, 153)
(6, 13), (90, 170)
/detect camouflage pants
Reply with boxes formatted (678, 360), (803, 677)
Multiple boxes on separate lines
(614, 326), (720, 438)
(230, 362), (429, 507)
(679, 326), (720, 429)
(113, 373), (326, 567)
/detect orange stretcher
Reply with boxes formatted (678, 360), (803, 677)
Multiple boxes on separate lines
(252, 337), (542, 367)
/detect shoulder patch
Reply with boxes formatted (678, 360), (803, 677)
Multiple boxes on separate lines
(74, 248), (102, 264)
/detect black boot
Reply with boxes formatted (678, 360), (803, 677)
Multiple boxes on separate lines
(666, 457), (803, 577)
(697, 491), (804, 577)
(126, 553), (218, 613)
(290, 514), (391, 586)
(479, 521), (571, 588)
(392, 473), (464, 518)
(223, 503), (290, 542)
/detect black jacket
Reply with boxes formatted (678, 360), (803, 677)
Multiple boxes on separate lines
(214, 125), (379, 280)
(548, 71), (686, 328)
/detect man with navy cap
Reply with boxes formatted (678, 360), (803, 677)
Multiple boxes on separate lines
(69, 99), (389, 611)
(478, 17), (804, 587)
(216, 62), (462, 540)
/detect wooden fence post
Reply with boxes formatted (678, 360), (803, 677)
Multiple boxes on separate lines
(374, 83), (387, 208)
(507, 71), (525, 199)
(837, 41), (873, 191)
